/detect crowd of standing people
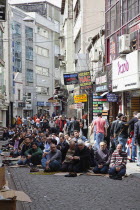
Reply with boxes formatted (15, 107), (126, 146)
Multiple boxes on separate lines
(1, 111), (140, 180)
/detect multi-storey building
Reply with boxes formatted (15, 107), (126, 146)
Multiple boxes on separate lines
(105, 0), (140, 120)
(60, 0), (105, 119)
(7, 1), (61, 119)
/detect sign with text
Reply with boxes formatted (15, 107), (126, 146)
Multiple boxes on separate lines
(112, 51), (140, 92)
(74, 94), (87, 103)
(63, 73), (79, 85)
(93, 95), (108, 117)
(0, 0), (6, 21)
(107, 93), (118, 102)
(78, 71), (92, 90)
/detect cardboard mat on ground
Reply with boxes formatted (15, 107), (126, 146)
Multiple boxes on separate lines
(0, 167), (32, 210)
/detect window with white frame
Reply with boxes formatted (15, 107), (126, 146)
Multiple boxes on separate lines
(36, 86), (49, 95)
(26, 69), (33, 83)
(36, 66), (49, 76)
(36, 46), (49, 57)
(37, 26), (49, 38)
(26, 47), (33, 60)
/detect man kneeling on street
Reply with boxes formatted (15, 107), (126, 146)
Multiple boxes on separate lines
(25, 142), (43, 172)
(44, 143), (62, 172)
(93, 142), (111, 174)
(109, 144), (127, 180)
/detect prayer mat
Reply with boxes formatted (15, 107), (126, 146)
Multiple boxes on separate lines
(54, 172), (83, 176)
(86, 172), (109, 177)
(29, 171), (59, 175)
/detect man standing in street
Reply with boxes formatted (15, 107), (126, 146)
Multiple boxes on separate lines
(128, 111), (138, 162)
(91, 113), (107, 150)
(134, 113), (140, 166)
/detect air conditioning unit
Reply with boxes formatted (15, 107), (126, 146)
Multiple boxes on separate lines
(90, 47), (100, 62)
(119, 34), (130, 54)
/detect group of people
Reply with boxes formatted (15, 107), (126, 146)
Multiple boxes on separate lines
(2, 111), (138, 180)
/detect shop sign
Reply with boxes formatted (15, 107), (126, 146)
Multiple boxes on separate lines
(78, 71), (92, 90)
(112, 50), (140, 92)
(48, 99), (58, 103)
(96, 85), (108, 92)
(96, 75), (107, 85)
(107, 93), (118, 102)
(93, 95), (109, 117)
(69, 103), (84, 109)
(37, 101), (44, 106)
(63, 73), (79, 85)
(74, 94), (87, 103)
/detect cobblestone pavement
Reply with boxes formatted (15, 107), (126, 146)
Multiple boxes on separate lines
(8, 167), (140, 210)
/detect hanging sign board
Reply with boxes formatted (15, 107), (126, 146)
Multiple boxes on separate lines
(74, 94), (87, 103)
(78, 71), (92, 90)
(63, 73), (79, 85)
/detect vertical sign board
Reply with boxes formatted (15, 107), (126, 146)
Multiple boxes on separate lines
(93, 95), (108, 119)
(0, 0), (6, 21)
(78, 71), (92, 90)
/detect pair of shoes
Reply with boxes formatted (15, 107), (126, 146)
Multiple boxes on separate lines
(44, 168), (51, 172)
(136, 164), (140, 166)
(30, 167), (39, 173)
(109, 175), (122, 180)
(65, 173), (77, 177)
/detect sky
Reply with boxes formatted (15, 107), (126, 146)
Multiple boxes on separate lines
(8, 0), (62, 8)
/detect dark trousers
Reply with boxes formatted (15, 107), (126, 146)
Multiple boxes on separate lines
(61, 162), (73, 172)
(72, 160), (90, 173)
(49, 160), (61, 172)
(109, 167), (126, 177)
(93, 165), (109, 174)
(30, 155), (42, 166)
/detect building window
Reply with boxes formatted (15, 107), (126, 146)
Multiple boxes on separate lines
(26, 47), (33, 60)
(74, 31), (81, 53)
(116, 2), (121, 30)
(54, 32), (60, 46)
(54, 8), (60, 22)
(15, 58), (22, 72)
(48, 5), (53, 19)
(110, 6), (116, 34)
(36, 66), (49, 76)
(106, 11), (110, 36)
(122, 0), (127, 25)
(18, 89), (20, 101)
(106, 38), (110, 64)
(74, 0), (80, 21)
(25, 26), (33, 39)
(37, 26), (49, 38)
(36, 46), (49, 57)
(36, 86), (49, 95)
(55, 56), (60, 68)
(0, 28), (3, 60)
(12, 22), (21, 35)
(26, 69), (33, 83)
(128, 0), (138, 21)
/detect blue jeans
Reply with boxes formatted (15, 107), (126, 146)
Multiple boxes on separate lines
(18, 158), (29, 165)
(41, 156), (48, 168)
(109, 167), (126, 177)
(137, 145), (140, 165)
(93, 165), (109, 174)
(49, 160), (61, 171)
(132, 137), (136, 161)
(118, 136), (127, 152)
(96, 133), (104, 150)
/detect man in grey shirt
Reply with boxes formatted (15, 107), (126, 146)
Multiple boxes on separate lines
(44, 143), (62, 172)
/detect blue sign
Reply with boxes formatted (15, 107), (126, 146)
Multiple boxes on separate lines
(63, 73), (79, 85)
(37, 101), (44, 106)
(107, 93), (118, 102)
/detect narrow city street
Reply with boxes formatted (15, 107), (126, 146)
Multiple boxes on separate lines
(7, 166), (140, 210)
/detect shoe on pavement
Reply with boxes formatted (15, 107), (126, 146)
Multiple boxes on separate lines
(44, 168), (51, 172)
(30, 167), (39, 173)
(65, 173), (77, 177)
(115, 175), (122, 180)
(109, 175), (116, 180)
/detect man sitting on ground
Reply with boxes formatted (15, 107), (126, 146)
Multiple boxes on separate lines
(93, 142), (110, 174)
(109, 144), (127, 180)
(61, 141), (76, 172)
(25, 142), (43, 172)
(18, 137), (31, 165)
(73, 130), (87, 142)
(44, 143), (62, 172)
(65, 140), (90, 177)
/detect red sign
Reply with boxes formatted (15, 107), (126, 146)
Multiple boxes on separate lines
(78, 71), (92, 90)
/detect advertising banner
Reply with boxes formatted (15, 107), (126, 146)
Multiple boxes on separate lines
(74, 94), (87, 103)
(63, 73), (79, 85)
(78, 71), (92, 90)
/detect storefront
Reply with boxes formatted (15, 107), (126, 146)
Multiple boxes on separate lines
(112, 50), (140, 120)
